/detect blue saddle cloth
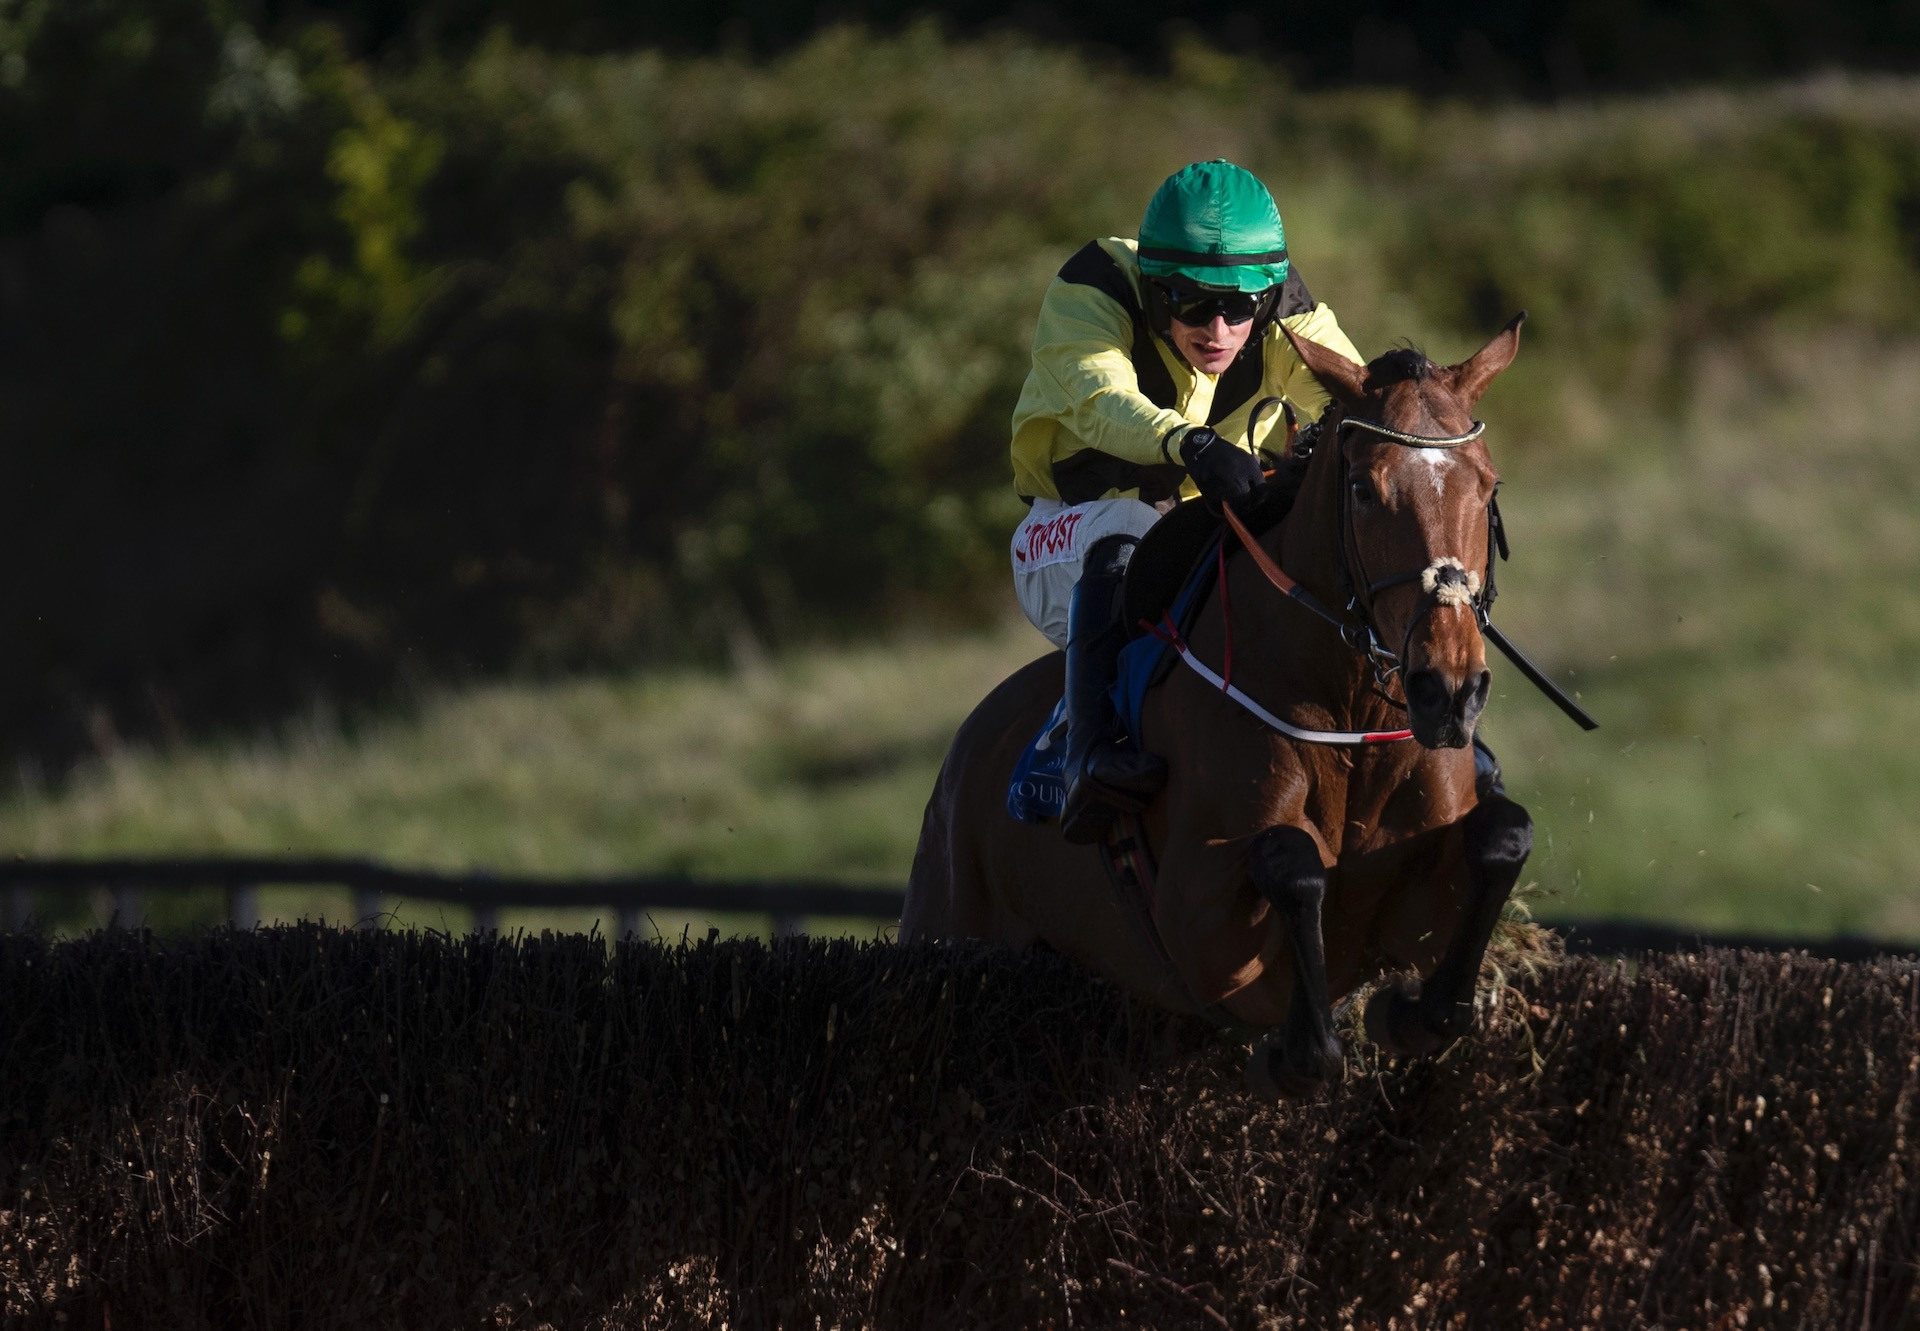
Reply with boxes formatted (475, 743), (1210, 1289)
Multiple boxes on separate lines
(1005, 695), (1070, 823)
(1006, 531), (1224, 824)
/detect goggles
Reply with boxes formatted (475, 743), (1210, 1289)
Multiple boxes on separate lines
(1151, 281), (1272, 327)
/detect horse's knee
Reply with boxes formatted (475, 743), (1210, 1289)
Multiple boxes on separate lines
(1247, 824), (1325, 913)
(1464, 795), (1532, 874)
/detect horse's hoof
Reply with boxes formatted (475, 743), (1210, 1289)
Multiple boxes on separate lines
(1244, 1034), (1345, 1099)
(1244, 1044), (1285, 1098)
(1363, 980), (1411, 1047)
(1365, 980), (1454, 1059)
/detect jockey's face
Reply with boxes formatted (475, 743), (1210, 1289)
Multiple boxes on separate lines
(1169, 311), (1255, 376)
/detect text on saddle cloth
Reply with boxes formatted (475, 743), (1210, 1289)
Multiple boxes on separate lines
(1005, 696), (1070, 824)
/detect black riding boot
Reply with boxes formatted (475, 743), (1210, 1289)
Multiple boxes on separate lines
(1059, 535), (1168, 845)
(1473, 733), (1505, 801)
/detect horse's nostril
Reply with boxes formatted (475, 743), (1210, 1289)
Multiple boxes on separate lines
(1407, 670), (1450, 715)
(1465, 671), (1491, 715)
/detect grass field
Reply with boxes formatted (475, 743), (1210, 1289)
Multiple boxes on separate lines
(1, 626), (1039, 938)
(5, 332), (1918, 943)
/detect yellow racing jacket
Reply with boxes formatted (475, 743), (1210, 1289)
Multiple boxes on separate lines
(1010, 237), (1364, 504)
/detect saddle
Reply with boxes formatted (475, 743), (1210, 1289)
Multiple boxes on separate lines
(1120, 496), (1224, 635)
(1122, 455), (1308, 642)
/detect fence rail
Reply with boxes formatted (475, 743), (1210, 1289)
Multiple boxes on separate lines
(1, 856), (1914, 960)
(0, 856), (903, 940)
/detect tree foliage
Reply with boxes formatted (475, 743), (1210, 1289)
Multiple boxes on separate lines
(7, 9), (1920, 763)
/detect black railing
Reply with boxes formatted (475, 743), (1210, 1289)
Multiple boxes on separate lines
(1, 856), (1914, 960)
(0, 856), (904, 940)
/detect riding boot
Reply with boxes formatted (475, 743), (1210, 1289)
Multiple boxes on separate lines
(1473, 733), (1505, 801)
(1059, 535), (1169, 845)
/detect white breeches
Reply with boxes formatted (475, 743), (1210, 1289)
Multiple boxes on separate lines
(1009, 497), (1162, 648)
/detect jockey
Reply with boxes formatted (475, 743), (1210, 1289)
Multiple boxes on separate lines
(1008, 159), (1366, 843)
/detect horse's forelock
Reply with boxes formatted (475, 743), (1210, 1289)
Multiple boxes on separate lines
(1363, 347), (1434, 391)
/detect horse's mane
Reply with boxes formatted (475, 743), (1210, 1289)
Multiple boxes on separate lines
(1239, 346), (1440, 537)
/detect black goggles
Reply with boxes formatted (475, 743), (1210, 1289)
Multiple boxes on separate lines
(1154, 282), (1270, 327)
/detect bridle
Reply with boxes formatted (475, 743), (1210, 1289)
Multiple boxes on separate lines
(1215, 409), (1596, 733)
(1218, 409), (1501, 700)
(1329, 412), (1500, 697)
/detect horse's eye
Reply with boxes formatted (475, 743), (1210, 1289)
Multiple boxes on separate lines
(1350, 476), (1377, 505)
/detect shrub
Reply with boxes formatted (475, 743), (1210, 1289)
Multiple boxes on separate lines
(8, 16), (1920, 762)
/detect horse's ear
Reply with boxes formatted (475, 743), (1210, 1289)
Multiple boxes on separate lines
(1448, 311), (1527, 408)
(1282, 325), (1369, 405)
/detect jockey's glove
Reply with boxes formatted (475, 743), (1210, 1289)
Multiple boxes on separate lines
(1175, 426), (1264, 509)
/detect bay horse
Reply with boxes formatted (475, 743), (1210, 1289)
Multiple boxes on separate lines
(903, 317), (1536, 1095)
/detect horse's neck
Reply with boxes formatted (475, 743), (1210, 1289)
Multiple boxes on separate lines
(1224, 441), (1385, 719)
(1277, 442), (1346, 612)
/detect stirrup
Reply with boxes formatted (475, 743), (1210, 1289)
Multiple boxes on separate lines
(1059, 782), (1139, 845)
(1060, 751), (1166, 844)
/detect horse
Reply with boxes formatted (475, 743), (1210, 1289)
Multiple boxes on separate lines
(902, 316), (1537, 1096)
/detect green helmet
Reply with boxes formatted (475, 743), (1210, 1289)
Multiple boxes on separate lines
(1137, 159), (1289, 294)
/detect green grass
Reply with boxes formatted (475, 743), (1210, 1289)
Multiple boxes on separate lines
(1484, 331), (1920, 939)
(6, 332), (1918, 942)
(1, 625), (1045, 936)
(0, 624), (1040, 879)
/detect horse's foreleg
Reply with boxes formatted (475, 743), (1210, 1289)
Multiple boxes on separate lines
(1366, 793), (1533, 1058)
(1244, 824), (1345, 1097)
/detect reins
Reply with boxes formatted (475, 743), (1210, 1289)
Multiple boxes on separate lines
(1169, 412), (1598, 739)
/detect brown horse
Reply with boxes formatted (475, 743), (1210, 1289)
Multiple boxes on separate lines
(903, 317), (1536, 1095)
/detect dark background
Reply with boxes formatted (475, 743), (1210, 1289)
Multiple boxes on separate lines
(258, 0), (1920, 94)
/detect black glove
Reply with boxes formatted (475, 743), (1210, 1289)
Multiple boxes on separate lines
(1176, 427), (1264, 509)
